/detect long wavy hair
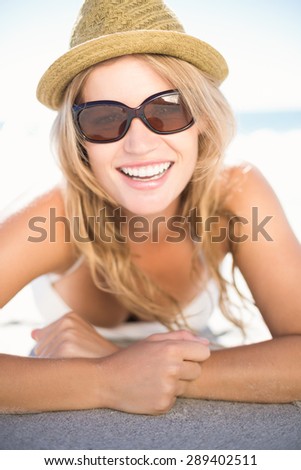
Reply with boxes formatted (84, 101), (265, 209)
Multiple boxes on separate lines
(52, 54), (249, 330)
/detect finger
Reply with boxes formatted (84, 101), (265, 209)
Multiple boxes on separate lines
(34, 341), (51, 358)
(147, 330), (209, 344)
(36, 327), (119, 358)
(33, 312), (87, 354)
(31, 328), (41, 340)
(31, 324), (56, 341)
(34, 334), (62, 357)
(33, 324), (62, 356)
(36, 340), (69, 359)
(31, 317), (63, 342)
(147, 330), (195, 342)
(34, 311), (85, 339)
(36, 334), (82, 358)
(35, 325), (85, 357)
(174, 340), (211, 362)
(33, 326), (58, 356)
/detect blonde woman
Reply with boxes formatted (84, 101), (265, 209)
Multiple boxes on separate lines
(0, 0), (300, 414)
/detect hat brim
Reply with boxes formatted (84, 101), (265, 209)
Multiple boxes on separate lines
(37, 30), (228, 110)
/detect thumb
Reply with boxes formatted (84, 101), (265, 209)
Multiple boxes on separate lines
(31, 328), (41, 340)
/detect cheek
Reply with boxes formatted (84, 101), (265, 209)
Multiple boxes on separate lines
(165, 126), (199, 154)
(85, 143), (101, 163)
(85, 144), (110, 174)
(181, 131), (199, 182)
(84, 147), (109, 188)
(178, 128), (199, 167)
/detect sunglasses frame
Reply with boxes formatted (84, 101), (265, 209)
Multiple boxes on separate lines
(72, 89), (194, 144)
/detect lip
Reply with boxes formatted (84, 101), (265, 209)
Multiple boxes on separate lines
(117, 161), (173, 190)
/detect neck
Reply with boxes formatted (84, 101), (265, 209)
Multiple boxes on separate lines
(120, 198), (189, 245)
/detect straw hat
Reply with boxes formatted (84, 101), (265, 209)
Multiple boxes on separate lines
(37, 0), (228, 110)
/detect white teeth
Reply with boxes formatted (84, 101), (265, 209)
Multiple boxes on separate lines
(120, 162), (171, 178)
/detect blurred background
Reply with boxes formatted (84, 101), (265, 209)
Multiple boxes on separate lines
(0, 0), (300, 354)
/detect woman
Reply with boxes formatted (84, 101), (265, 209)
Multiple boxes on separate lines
(0, 0), (300, 414)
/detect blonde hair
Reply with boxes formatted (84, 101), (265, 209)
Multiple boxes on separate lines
(52, 54), (248, 330)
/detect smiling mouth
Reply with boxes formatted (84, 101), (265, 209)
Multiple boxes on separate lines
(118, 162), (173, 181)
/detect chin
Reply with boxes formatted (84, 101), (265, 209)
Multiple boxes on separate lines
(123, 202), (171, 218)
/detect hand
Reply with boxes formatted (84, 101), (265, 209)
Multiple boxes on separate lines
(31, 312), (120, 359)
(99, 330), (210, 415)
(146, 330), (210, 400)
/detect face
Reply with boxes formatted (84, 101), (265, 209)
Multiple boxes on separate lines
(81, 56), (199, 217)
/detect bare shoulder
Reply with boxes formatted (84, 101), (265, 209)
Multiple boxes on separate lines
(0, 185), (76, 307)
(218, 162), (301, 336)
(218, 161), (299, 245)
(1, 185), (67, 240)
(212, 162), (263, 257)
(218, 162), (278, 212)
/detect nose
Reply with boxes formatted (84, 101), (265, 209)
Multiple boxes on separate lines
(122, 117), (160, 156)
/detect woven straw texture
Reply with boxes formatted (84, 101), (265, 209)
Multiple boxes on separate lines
(37, 0), (228, 110)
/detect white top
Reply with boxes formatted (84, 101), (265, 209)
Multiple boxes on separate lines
(31, 261), (219, 342)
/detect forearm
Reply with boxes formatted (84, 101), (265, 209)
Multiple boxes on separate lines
(185, 335), (301, 403)
(0, 354), (106, 413)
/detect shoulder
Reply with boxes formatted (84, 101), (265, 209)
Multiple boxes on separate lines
(216, 163), (301, 336)
(1, 184), (70, 248)
(1, 184), (66, 222)
(213, 161), (299, 258)
(0, 185), (77, 306)
(218, 158), (300, 242)
(218, 162), (277, 214)
(217, 161), (297, 243)
(210, 163), (264, 256)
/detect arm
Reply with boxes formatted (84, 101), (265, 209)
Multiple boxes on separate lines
(0, 332), (209, 414)
(1, 188), (212, 414)
(183, 164), (301, 403)
(0, 188), (97, 412)
(0, 186), (76, 307)
(184, 336), (301, 402)
(0, 196), (210, 413)
(0, 354), (105, 413)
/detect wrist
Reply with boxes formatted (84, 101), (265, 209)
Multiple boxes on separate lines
(93, 356), (118, 410)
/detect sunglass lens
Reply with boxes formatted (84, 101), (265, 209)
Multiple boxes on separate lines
(144, 94), (193, 132)
(78, 105), (127, 142)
